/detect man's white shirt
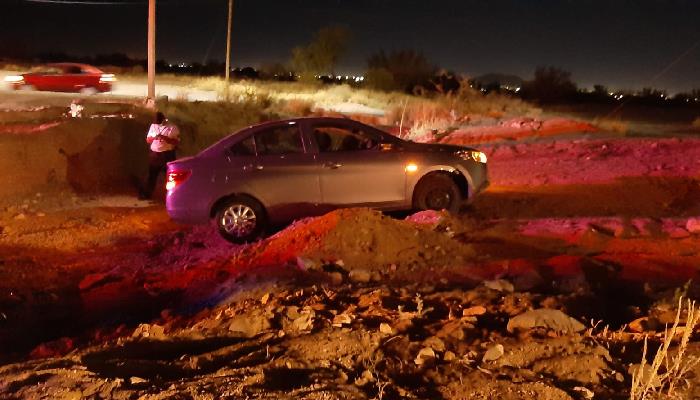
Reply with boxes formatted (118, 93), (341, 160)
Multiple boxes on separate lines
(147, 122), (180, 152)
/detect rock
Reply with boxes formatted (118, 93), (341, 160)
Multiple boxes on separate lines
(59, 391), (84, 400)
(228, 312), (272, 338)
(686, 218), (700, 234)
(296, 257), (317, 271)
(462, 305), (487, 317)
(628, 317), (660, 333)
(379, 323), (394, 335)
(129, 376), (147, 384)
(507, 309), (586, 334)
(423, 336), (446, 352)
(572, 386), (594, 399)
(260, 292), (271, 305)
(290, 308), (315, 332)
(436, 320), (474, 341)
(349, 269), (371, 283)
(405, 210), (444, 226)
(332, 313), (353, 327)
(131, 323), (166, 339)
(414, 347), (437, 366)
(483, 279), (514, 293)
(13, 213), (26, 220)
(443, 351), (457, 361)
(354, 369), (375, 386)
(327, 272), (343, 285)
(483, 344), (504, 362)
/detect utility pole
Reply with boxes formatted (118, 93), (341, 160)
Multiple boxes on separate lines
(224, 0), (233, 98)
(147, 0), (156, 104)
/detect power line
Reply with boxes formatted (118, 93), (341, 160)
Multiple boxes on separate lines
(23, 0), (146, 4)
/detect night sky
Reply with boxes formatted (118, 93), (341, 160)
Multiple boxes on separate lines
(2, 0), (700, 92)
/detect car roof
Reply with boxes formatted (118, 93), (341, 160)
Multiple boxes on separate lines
(47, 63), (104, 73)
(244, 116), (365, 131)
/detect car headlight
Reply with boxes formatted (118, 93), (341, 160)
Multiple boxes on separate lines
(99, 73), (117, 83)
(456, 150), (487, 163)
(4, 75), (24, 83)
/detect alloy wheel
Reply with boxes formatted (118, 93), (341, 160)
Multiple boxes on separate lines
(220, 204), (257, 237)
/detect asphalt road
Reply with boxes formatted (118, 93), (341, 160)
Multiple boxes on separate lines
(0, 71), (218, 102)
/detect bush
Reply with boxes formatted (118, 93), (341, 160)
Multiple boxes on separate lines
(366, 49), (436, 93)
(156, 99), (272, 156)
(282, 99), (314, 117)
(365, 68), (397, 92)
(291, 25), (351, 78)
(521, 66), (578, 104)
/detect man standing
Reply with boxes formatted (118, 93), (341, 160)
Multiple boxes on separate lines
(140, 111), (180, 200)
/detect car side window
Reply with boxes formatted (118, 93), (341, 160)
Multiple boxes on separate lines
(229, 136), (256, 156)
(254, 125), (304, 155)
(312, 126), (379, 152)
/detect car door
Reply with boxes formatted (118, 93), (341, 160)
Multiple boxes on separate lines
(244, 122), (321, 220)
(309, 121), (408, 207)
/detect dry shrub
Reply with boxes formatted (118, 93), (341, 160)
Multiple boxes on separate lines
(594, 118), (629, 134)
(630, 297), (700, 400)
(283, 99), (315, 116)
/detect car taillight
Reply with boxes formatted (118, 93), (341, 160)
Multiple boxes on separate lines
(166, 170), (191, 191)
(99, 74), (117, 83)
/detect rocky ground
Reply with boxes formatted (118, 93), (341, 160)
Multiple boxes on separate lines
(1, 109), (700, 399)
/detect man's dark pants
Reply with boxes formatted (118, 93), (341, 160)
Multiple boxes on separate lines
(142, 150), (176, 199)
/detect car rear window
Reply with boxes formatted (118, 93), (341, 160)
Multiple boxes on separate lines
(254, 125), (304, 155)
(229, 136), (256, 156)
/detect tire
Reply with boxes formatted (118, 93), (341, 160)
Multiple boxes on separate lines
(214, 196), (267, 244)
(413, 173), (463, 214)
(79, 87), (98, 95)
(19, 84), (36, 91)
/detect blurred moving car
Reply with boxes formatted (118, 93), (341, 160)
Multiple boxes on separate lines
(4, 63), (116, 93)
(166, 117), (489, 243)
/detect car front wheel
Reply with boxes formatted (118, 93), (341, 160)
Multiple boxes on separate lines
(215, 196), (266, 244)
(413, 173), (463, 214)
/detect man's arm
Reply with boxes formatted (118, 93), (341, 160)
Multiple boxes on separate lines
(146, 124), (156, 144)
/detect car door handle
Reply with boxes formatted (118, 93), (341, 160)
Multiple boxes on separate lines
(323, 162), (342, 169)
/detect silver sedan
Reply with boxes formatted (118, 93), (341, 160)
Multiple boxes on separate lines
(165, 117), (489, 243)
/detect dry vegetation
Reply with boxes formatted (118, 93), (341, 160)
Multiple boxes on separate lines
(631, 298), (700, 400)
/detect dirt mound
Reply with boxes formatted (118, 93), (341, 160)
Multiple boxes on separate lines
(236, 208), (476, 275)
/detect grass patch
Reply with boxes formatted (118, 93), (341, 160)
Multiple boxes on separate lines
(156, 99), (274, 156)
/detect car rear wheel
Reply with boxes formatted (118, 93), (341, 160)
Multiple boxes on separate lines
(80, 87), (98, 95)
(413, 173), (463, 214)
(215, 196), (266, 244)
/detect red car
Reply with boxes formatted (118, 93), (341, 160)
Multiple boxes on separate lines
(4, 63), (116, 93)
